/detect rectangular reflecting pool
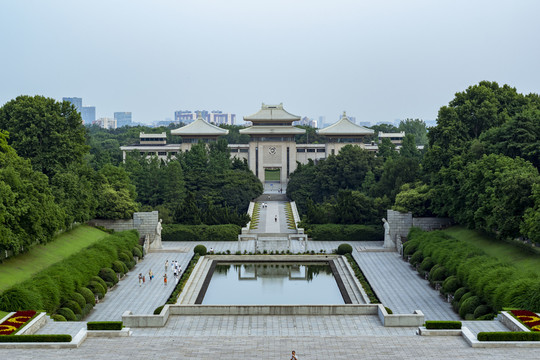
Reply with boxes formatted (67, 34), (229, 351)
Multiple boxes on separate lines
(201, 262), (345, 305)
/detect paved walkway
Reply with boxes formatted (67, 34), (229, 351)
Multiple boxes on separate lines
(4, 334), (539, 359)
(132, 314), (414, 337)
(352, 251), (459, 320)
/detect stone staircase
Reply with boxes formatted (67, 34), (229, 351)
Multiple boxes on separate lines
(176, 256), (213, 304)
(333, 256), (369, 304)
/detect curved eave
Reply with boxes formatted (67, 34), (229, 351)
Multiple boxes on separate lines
(239, 126), (306, 135)
(317, 118), (374, 136)
(244, 109), (301, 122)
(170, 119), (229, 136)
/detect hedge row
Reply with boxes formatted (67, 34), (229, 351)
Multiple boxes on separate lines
(404, 228), (540, 317)
(0, 230), (139, 314)
(87, 321), (123, 330)
(162, 224), (241, 242)
(425, 321), (462, 329)
(0, 334), (72, 342)
(306, 224), (383, 242)
(477, 332), (540, 341)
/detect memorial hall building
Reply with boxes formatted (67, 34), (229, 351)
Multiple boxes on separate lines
(121, 103), (391, 183)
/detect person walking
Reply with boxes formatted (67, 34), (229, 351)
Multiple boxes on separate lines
(163, 273), (167, 286)
(291, 350), (298, 360)
(165, 260), (169, 272)
(149, 269), (153, 282)
(275, 215), (277, 222)
(138, 273), (143, 287)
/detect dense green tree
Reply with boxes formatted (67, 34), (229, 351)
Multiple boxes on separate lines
(399, 134), (421, 159)
(393, 182), (433, 217)
(0, 131), (65, 253)
(50, 164), (98, 227)
(424, 81), (530, 173)
(94, 165), (138, 219)
(431, 153), (539, 239)
(521, 184), (540, 243)
(0, 95), (88, 177)
(480, 107), (540, 169)
(398, 119), (428, 145)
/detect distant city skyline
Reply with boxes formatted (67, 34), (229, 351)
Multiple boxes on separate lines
(2, 1), (539, 126)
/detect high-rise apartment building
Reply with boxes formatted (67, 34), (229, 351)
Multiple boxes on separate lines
(95, 117), (117, 129)
(174, 110), (235, 126)
(63, 97), (83, 112)
(81, 106), (96, 124)
(114, 112), (132, 127)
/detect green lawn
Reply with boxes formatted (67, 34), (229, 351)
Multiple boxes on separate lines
(442, 226), (540, 275)
(0, 311), (9, 320)
(0, 225), (109, 292)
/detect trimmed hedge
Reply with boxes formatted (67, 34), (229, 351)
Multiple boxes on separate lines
(409, 250), (424, 266)
(336, 243), (353, 255)
(154, 305), (165, 315)
(132, 247), (143, 258)
(442, 276), (460, 295)
(477, 332), (540, 341)
(51, 314), (66, 321)
(0, 231), (138, 313)
(425, 321), (462, 329)
(64, 300), (82, 315)
(420, 257), (435, 272)
(78, 287), (95, 306)
(87, 321), (123, 330)
(162, 224), (241, 242)
(194, 245), (207, 256)
(71, 292), (86, 309)
(306, 224), (383, 242)
(57, 307), (76, 321)
(459, 296), (481, 318)
(112, 260), (127, 275)
(473, 304), (492, 319)
(99, 267), (118, 285)
(0, 334), (72, 342)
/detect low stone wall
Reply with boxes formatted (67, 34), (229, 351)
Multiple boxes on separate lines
(387, 210), (453, 251)
(170, 304), (379, 316)
(123, 303), (423, 328)
(122, 308), (170, 328)
(413, 217), (454, 231)
(498, 311), (530, 332)
(88, 211), (160, 249)
(377, 305), (425, 327)
(16, 312), (47, 335)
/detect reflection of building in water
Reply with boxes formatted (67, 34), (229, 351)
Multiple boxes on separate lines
(221, 263), (333, 282)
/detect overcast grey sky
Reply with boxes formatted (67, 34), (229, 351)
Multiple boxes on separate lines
(1, 0), (539, 125)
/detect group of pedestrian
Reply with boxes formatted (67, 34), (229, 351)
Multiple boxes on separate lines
(138, 269), (155, 287)
(137, 260), (181, 287)
(171, 260), (181, 281)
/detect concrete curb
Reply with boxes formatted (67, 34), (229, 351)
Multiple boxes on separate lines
(418, 326), (462, 336)
(0, 327), (132, 349)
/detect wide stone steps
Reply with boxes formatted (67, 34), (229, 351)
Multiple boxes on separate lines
(176, 256), (212, 304)
(334, 256), (368, 304)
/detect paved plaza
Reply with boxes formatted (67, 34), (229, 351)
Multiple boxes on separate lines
(12, 236), (535, 359)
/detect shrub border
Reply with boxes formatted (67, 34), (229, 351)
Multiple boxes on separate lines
(87, 321), (123, 330)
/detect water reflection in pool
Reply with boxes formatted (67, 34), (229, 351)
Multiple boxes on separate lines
(202, 262), (344, 305)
